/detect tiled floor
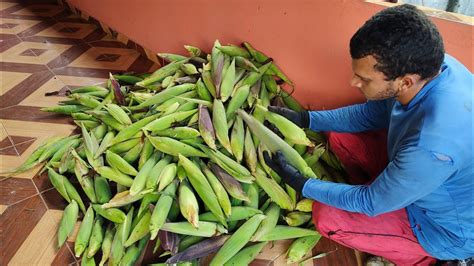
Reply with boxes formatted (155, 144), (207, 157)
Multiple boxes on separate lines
(0, 1), (359, 265)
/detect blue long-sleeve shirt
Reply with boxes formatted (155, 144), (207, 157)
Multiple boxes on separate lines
(303, 54), (473, 260)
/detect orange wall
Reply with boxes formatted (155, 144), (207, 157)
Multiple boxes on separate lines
(67, 0), (473, 110)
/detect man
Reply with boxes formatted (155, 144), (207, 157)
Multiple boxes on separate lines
(264, 4), (473, 265)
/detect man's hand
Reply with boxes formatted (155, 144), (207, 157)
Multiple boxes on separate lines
(268, 106), (309, 128)
(263, 151), (309, 192)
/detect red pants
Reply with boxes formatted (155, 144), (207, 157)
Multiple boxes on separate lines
(312, 131), (436, 265)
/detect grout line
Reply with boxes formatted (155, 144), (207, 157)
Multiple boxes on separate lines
(0, 138), (36, 152)
(3, 189), (40, 207)
(1, 123), (20, 156)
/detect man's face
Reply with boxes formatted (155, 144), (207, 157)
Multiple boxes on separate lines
(350, 55), (400, 100)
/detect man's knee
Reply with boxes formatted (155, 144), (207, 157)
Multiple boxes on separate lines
(312, 201), (337, 237)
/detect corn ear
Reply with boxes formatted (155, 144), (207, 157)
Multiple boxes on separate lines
(143, 109), (197, 132)
(254, 165), (294, 210)
(286, 234), (322, 264)
(150, 181), (177, 240)
(105, 103), (131, 125)
(230, 116), (244, 163)
(178, 155), (227, 227)
(212, 99), (232, 153)
(95, 166), (133, 187)
(219, 58), (236, 102)
(129, 152), (160, 196)
(146, 156), (172, 190)
(75, 206), (95, 257)
(58, 200), (79, 248)
(86, 217), (104, 258)
(125, 210), (151, 247)
(167, 235), (230, 264)
(237, 109), (316, 178)
(259, 225), (318, 241)
(99, 224), (114, 266)
(210, 163), (249, 202)
(284, 211), (312, 227)
(161, 221), (227, 237)
(102, 190), (145, 208)
(136, 59), (188, 87)
(146, 133), (207, 158)
(105, 150), (138, 176)
(198, 105), (217, 150)
(210, 214), (266, 265)
(201, 162), (232, 218)
(157, 163), (177, 192)
(179, 180), (200, 228)
(251, 202), (280, 241)
(199, 206), (262, 222)
(92, 204), (126, 223)
(224, 241), (268, 266)
(296, 199), (314, 212)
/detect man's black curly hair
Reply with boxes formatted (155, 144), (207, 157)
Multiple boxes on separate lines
(350, 4), (445, 81)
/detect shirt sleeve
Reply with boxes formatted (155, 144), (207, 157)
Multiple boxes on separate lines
(302, 145), (457, 216)
(309, 100), (391, 133)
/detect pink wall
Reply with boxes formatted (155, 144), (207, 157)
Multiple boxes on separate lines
(68, 0), (473, 110)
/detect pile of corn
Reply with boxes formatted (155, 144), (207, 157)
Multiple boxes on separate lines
(9, 41), (345, 265)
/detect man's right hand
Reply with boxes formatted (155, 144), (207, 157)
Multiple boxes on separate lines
(268, 106), (309, 128)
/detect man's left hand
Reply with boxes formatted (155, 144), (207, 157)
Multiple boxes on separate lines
(263, 151), (309, 193)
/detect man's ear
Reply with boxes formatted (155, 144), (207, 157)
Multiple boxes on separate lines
(398, 74), (417, 93)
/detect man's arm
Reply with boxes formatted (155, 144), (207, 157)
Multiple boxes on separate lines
(302, 145), (456, 216)
(309, 100), (392, 133)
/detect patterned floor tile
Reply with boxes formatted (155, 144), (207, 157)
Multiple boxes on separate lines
(10, 4), (64, 18)
(0, 194), (47, 265)
(0, 204), (7, 214)
(0, 69), (55, 108)
(68, 46), (140, 71)
(20, 75), (69, 107)
(0, 17), (42, 35)
(36, 21), (96, 40)
(8, 209), (76, 265)
(0, 177), (37, 205)
(0, 119), (76, 178)
(0, 40), (71, 65)
(0, 2), (18, 12)
(41, 186), (68, 211)
(32, 170), (52, 192)
(0, 72), (32, 96)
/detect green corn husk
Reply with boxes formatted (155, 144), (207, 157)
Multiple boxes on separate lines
(201, 162), (232, 218)
(224, 241), (268, 266)
(58, 200), (79, 248)
(258, 225), (318, 241)
(237, 109), (316, 179)
(146, 133), (207, 158)
(145, 155), (172, 190)
(230, 116), (245, 163)
(178, 155), (227, 227)
(212, 99), (232, 154)
(75, 206), (95, 257)
(86, 217), (104, 258)
(99, 224), (114, 266)
(140, 59), (189, 85)
(253, 165), (294, 210)
(125, 210), (151, 247)
(286, 234), (322, 264)
(210, 214), (266, 265)
(129, 152), (160, 196)
(251, 202), (280, 242)
(199, 206), (262, 222)
(161, 221), (227, 237)
(150, 181), (177, 240)
(92, 204), (126, 224)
